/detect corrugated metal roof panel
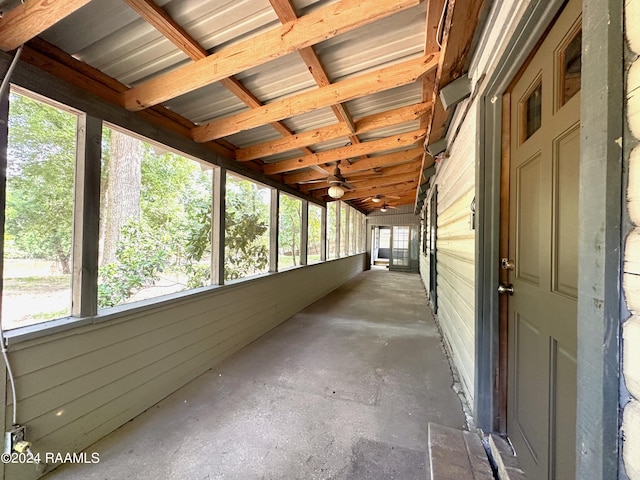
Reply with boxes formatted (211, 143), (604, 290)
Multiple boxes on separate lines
(162, 0), (279, 51)
(40, 0), (281, 87)
(313, 3), (427, 82)
(347, 83), (424, 119)
(166, 82), (248, 125)
(33, 0), (431, 206)
(226, 124), (285, 148)
(234, 54), (317, 104)
(281, 107), (341, 133)
(40, 0), (138, 55)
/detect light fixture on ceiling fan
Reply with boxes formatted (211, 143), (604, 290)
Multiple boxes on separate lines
(379, 203), (397, 213)
(367, 194), (400, 204)
(327, 161), (355, 199)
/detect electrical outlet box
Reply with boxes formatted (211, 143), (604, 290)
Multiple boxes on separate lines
(4, 425), (26, 454)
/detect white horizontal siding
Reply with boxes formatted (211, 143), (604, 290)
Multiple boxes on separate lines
(469, 0), (533, 84)
(435, 188), (476, 402)
(419, 0), (539, 419)
(433, 108), (476, 215)
(426, 55), (477, 402)
(623, 0), (640, 477)
(4, 255), (364, 480)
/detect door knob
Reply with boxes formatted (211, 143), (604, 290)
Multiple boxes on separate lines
(497, 283), (514, 295)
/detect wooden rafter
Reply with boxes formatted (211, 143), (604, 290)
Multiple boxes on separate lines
(0, 0), (92, 52)
(122, 0), (421, 110)
(426, 0), (485, 143)
(283, 147), (423, 184)
(344, 172), (421, 191)
(418, 0), (486, 205)
(123, 0), (317, 161)
(19, 38), (234, 159)
(264, 130), (426, 175)
(371, 161), (423, 178)
(336, 182), (418, 201)
(300, 167), (420, 192)
(123, 0), (208, 59)
(192, 55), (438, 142)
(421, 0), (446, 127)
(269, 0), (360, 146)
(236, 102), (430, 162)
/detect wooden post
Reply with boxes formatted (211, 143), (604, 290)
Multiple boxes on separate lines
(269, 189), (279, 272)
(71, 114), (102, 317)
(212, 168), (226, 285)
(300, 200), (309, 266)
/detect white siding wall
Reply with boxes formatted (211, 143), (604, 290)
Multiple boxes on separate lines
(435, 187), (475, 399)
(623, 0), (640, 477)
(418, 0), (533, 412)
(3, 256), (364, 480)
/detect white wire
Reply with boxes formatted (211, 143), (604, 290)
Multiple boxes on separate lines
(436, 0), (448, 49)
(1, 347), (16, 425)
(0, 43), (24, 426)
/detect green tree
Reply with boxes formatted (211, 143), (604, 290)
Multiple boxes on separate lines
(97, 220), (170, 307)
(224, 176), (270, 280)
(6, 92), (276, 308)
(5, 93), (76, 273)
(278, 194), (301, 266)
(98, 141), (214, 306)
(307, 205), (322, 260)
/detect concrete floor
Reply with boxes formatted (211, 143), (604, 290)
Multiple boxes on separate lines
(45, 269), (466, 480)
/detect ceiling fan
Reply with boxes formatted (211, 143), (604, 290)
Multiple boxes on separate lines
(379, 203), (398, 213)
(327, 161), (355, 199)
(366, 194), (401, 204)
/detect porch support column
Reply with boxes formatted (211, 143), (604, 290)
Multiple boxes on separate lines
(577, 0), (624, 478)
(71, 114), (102, 317)
(300, 199), (309, 266)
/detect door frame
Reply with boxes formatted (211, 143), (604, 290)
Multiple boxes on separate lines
(474, 1), (623, 478)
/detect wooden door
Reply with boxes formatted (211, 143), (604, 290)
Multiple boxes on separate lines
(504, 0), (581, 478)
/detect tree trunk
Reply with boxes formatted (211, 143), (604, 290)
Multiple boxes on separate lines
(101, 130), (143, 265)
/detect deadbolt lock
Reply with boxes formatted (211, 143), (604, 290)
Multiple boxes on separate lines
(501, 258), (515, 270)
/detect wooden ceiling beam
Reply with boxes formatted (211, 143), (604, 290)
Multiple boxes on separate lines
(417, 0), (485, 207)
(374, 161), (422, 178)
(302, 169), (419, 193)
(236, 102), (430, 162)
(420, 0), (446, 127)
(19, 38), (235, 159)
(269, 0), (359, 141)
(427, 0), (485, 142)
(123, 0), (208, 59)
(125, 0), (317, 159)
(283, 147), (423, 184)
(346, 172), (420, 191)
(335, 182), (418, 201)
(264, 129), (425, 175)
(122, 0), (422, 110)
(0, 0), (92, 52)
(338, 148), (423, 174)
(238, 123), (351, 162)
(193, 55), (438, 142)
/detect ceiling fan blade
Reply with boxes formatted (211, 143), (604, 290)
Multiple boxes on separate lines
(342, 182), (356, 190)
(385, 195), (401, 200)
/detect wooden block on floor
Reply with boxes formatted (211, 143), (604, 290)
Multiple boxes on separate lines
(428, 423), (494, 480)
